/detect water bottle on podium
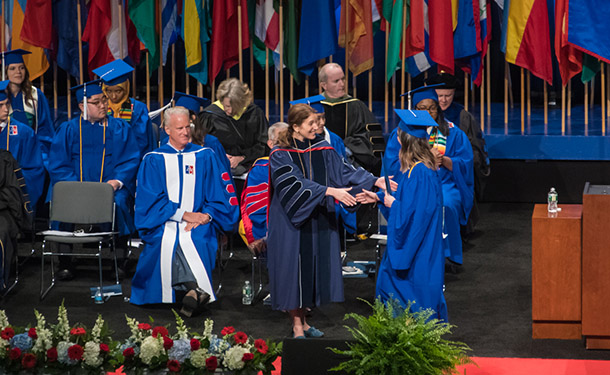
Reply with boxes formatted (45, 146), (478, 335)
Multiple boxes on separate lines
(242, 280), (253, 305)
(548, 188), (558, 213)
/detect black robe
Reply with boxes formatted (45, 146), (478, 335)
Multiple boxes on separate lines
(198, 103), (269, 175)
(0, 150), (32, 290)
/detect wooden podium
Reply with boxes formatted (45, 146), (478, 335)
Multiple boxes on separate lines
(582, 184), (610, 349)
(531, 204), (582, 339)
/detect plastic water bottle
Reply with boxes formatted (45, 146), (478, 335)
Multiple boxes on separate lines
(548, 188), (558, 213)
(242, 281), (253, 305)
(94, 287), (104, 304)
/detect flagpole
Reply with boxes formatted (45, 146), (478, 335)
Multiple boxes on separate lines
(67, 76), (72, 119)
(146, 51), (151, 109)
(53, 63), (57, 111)
(464, 75), (468, 112)
(118, 0), (124, 59)
(265, 48), (269, 119)
(40, 76), (44, 94)
(567, 79), (572, 117)
(527, 72), (531, 118)
(584, 82), (588, 130)
(400, 0), (406, 109)
(133, 71), (136, 97)
(158, 0), (164, 107)
(543, 81), (548, 125)
(590, 79), (595, 109)
(77, 0), (84, 84)
(171, 45), (176, 95)
(480, 70), (484, 132)
(520, 68), (524, 134)
(503, 62), (508, 124)
(561, 84), (565, 135)
(290, 76), (293, 102)
(384, 19), (389, 129)
(602, 62), (606, 136)
(211, 79), (215, 102)
(486, 43), (491, 116)
(198, 82), (203, 97)
(250, 40), (254, 93)
(0, 0), (4, 53)
(279, 0), (284, 121)
(392, 73), (396, 109)
(238, 0), (243, 82)
(368, 69), (372, 112)
(305, 76), (309, 97)
(607, 64), (610, 119)
(352, 76), (356, 98)
(344, 0), (350, 92)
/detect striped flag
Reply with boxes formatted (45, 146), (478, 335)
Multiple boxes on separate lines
(339, 0), (375, 76)
(161, 0), (179, 66)
(182, 0), (210, 84)
(254, 0), (279, 52)
(406, 0), (434, 77)
(554, 0), (581, 86)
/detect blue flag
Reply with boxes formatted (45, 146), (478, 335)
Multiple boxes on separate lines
(568, 0), (610, 63)
(53, 0), (86, 79)
(298, 0), (338, 76)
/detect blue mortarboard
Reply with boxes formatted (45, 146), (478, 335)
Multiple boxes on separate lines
(289, 94), (326, 113)
(395, 109), (438, 140)
(0, 80), (9, 101)
(71, 80), (103, 102)
(173, 92), (211, 113)
(1, 49), (31, 66)
(401, 83), (445, 109)
(93, 59), (134, 86)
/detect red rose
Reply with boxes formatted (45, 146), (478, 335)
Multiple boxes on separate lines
(190, 338), (200, 351)
(138, 323), (151, 330)
(167, 359), (181, 373)
(123, 347), (135, 359)
(99, 343), (109, 353)
(70, 327), (86, 336)
(47, 347), (58, 362)
(163, 336), (173, 350)
(221, 326), (235, 336)
(28, 327), (37, 339)
(234, 331), (248, 344)
(1, 327), (15, 340)
(21, 353), (36, 369)
(152, 326), (169, 338)
(9, 347), (21, 360)
(206, 356), (218, 371)
(242, 352), (254, 362)
(254, 339), (268, 354)
(68, 344), (84, 360)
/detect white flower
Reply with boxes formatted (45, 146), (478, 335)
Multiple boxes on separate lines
(0, 310), (9, 329)
(83, 341), (102, 367)
(91, 315), (104, 344)
(223, 346), (249, 370)
(125, 315), (143, 343)
(189, 348), (209, 369)
(0, 338), (8, 358)
(57, 304), (70, 341)
(140, 336), (163, 365)
(32, 310), (52, 354)
(203, 318), (213, 340)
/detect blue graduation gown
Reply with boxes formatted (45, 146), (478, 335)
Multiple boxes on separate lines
(376, 162), (448, 322)
(48, 115), (140, 235)
(109, 98), (156, 158)
(382, 123), (474, 264)
(0, 120), (45, 208)
(267, 137), (377, 311)
(240, 157), (270, 245)
(131, 143), (240, 305)
(327, 128), (357, 234)
(160, 129), (232, 174)
(9, 87), (54, 168)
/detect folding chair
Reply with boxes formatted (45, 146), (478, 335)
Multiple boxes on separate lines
(39, 181), (120, 301)
(371, 209), (388, 283)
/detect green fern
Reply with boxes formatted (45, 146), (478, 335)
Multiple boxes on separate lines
(330, 299), (473, 375)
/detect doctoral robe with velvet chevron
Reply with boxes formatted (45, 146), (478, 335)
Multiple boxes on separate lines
(267, 137), (377, 311)
(131, 143), (239, 305)
(376, 162), (448, 322)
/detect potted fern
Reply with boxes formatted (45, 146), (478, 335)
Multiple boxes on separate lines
(330, 299), (473, 375)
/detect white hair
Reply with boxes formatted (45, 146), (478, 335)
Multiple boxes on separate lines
(163, 106), (190, 129)
(268, 122), (289, 141)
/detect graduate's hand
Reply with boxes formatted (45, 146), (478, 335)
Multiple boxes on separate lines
(227, 155), (245, 169)
(107, 180), (121, 191)
(440, 155), (453, 171)
(356, 189), (379, 204)
(185, 222), (200, 231)
(374, 177), (398, 192)
(383, 190), (396, 208)
(326, 187), (357, 206)
(430, 148), (443, 168)
(182, 212), (211, 225)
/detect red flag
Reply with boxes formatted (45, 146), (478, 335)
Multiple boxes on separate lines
(428, 0), (454, 74)
(555, 0), (582, 85)
(209, 0), (250, 83)
(20, 0), (53, 49)
(403, 0), (425, 58)
(339, 0), (375, 76)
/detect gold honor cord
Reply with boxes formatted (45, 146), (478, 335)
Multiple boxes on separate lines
(79, 115), (107, 183)
(5, 117), (9, 151)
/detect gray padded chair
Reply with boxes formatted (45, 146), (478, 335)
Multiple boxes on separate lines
(40, 181), (119, 300)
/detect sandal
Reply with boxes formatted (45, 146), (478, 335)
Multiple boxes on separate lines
(180, 290), (198, 317)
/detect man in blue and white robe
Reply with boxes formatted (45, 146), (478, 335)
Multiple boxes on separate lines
(131, 106), (239, 308)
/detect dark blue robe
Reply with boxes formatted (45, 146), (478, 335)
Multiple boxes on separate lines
(0, 120), (45, 208)
(48, 115), (140, 235)
(109, 98), (156, 158)
(326, 128), (357, 234)
(376, 162), (448, 322)
(267, 137), (377, 311)
(131, 143), (239, 305)
(383, 123), (474, 264)
(9, 87), (54, 169)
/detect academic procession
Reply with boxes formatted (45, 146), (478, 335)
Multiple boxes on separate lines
(1, 0), (610, 374)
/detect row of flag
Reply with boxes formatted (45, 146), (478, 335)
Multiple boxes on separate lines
(4, 0), (610, 89)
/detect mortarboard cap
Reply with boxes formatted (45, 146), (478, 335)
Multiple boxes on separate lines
(395, 109), (438, 140)
(425, 71), (459, 90)
(0, 80), (9, 101)
(401, 83), (445, 109)
(1, 49), (31, 66)
(93, 59), (134, 86)
(289, 94), (326, 113)
(71, 80), (104, 103)
(173, 92), (211, 113)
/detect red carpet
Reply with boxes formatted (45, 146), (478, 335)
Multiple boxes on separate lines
(458, 357), (610, 375)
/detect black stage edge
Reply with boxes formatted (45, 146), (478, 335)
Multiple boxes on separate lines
(483, 160), (610, 203)
(281, 339), (349, 375)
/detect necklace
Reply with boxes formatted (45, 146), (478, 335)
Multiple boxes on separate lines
(4, 117), (9, 150)
(293, 137), (312, 180)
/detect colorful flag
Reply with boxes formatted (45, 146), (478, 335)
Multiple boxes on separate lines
(428, 0), (454, 74)
(209, 0), (250, 83)
(298, 0), (338, 76)
(52, 0), (84, 79)
(20, 0), (52, 49)
(505, 0), (552, 84)
(161, 0), (179, 66)
(283, 0), (300, 84)
(182, 0), (210, 84)
(554, 0), (581, 86)
(406, 0), (434, 77)
(248, 0), (273, 70)
(567, 0), (610, 64)
(581, 53), (600, 84)
(255, 0), (280, 52)
(128, 0), (159, 73)
(6, 0), (49, 79)
(384, 0), (405, 81)
(455, 0), (491, 86)
(339, 0), (375, 76)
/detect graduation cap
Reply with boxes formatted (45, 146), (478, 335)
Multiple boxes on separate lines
(401, 83), (445, 109)
(93, 59), (134, 86)
(425, 71), (459, 90)
(173, 92), (211, 113)
(289, 94), (326, 113)
(0, 80), (9, 101)
(1, 49), (31, 80)
(71, 80), (104, 120)
(394, 109), (438, 140)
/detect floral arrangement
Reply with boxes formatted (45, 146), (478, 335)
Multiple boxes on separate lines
(0, 305), (281, 375)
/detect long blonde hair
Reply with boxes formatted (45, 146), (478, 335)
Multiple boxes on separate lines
(275, 104), (317, 148)
(397, 128), (436, 172)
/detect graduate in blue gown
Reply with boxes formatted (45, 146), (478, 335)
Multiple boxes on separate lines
(267, 103), (388, 338)
(358, 109), (448, 322)
(383, 86), (474, 265)
(0, 80), (45, 208)
(2, 49), (54, 168)
(131, 107), (239, 316)
(93, 59), (156, 158)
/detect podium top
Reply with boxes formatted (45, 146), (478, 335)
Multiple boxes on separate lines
(584, 183), (610, 195)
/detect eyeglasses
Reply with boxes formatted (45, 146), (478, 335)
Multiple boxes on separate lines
(88, 96), (108, 107)
(416, 105), (438, 113)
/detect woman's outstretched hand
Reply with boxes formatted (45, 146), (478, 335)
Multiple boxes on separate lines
(326, 187), (357, 206)
(375, 177), (398, 192)
(356, 189), (379, 204)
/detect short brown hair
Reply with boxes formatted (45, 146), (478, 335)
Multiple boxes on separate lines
(275, 104), (317, 147)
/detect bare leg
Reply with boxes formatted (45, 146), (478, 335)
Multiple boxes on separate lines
(290, 309), (305, 337)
